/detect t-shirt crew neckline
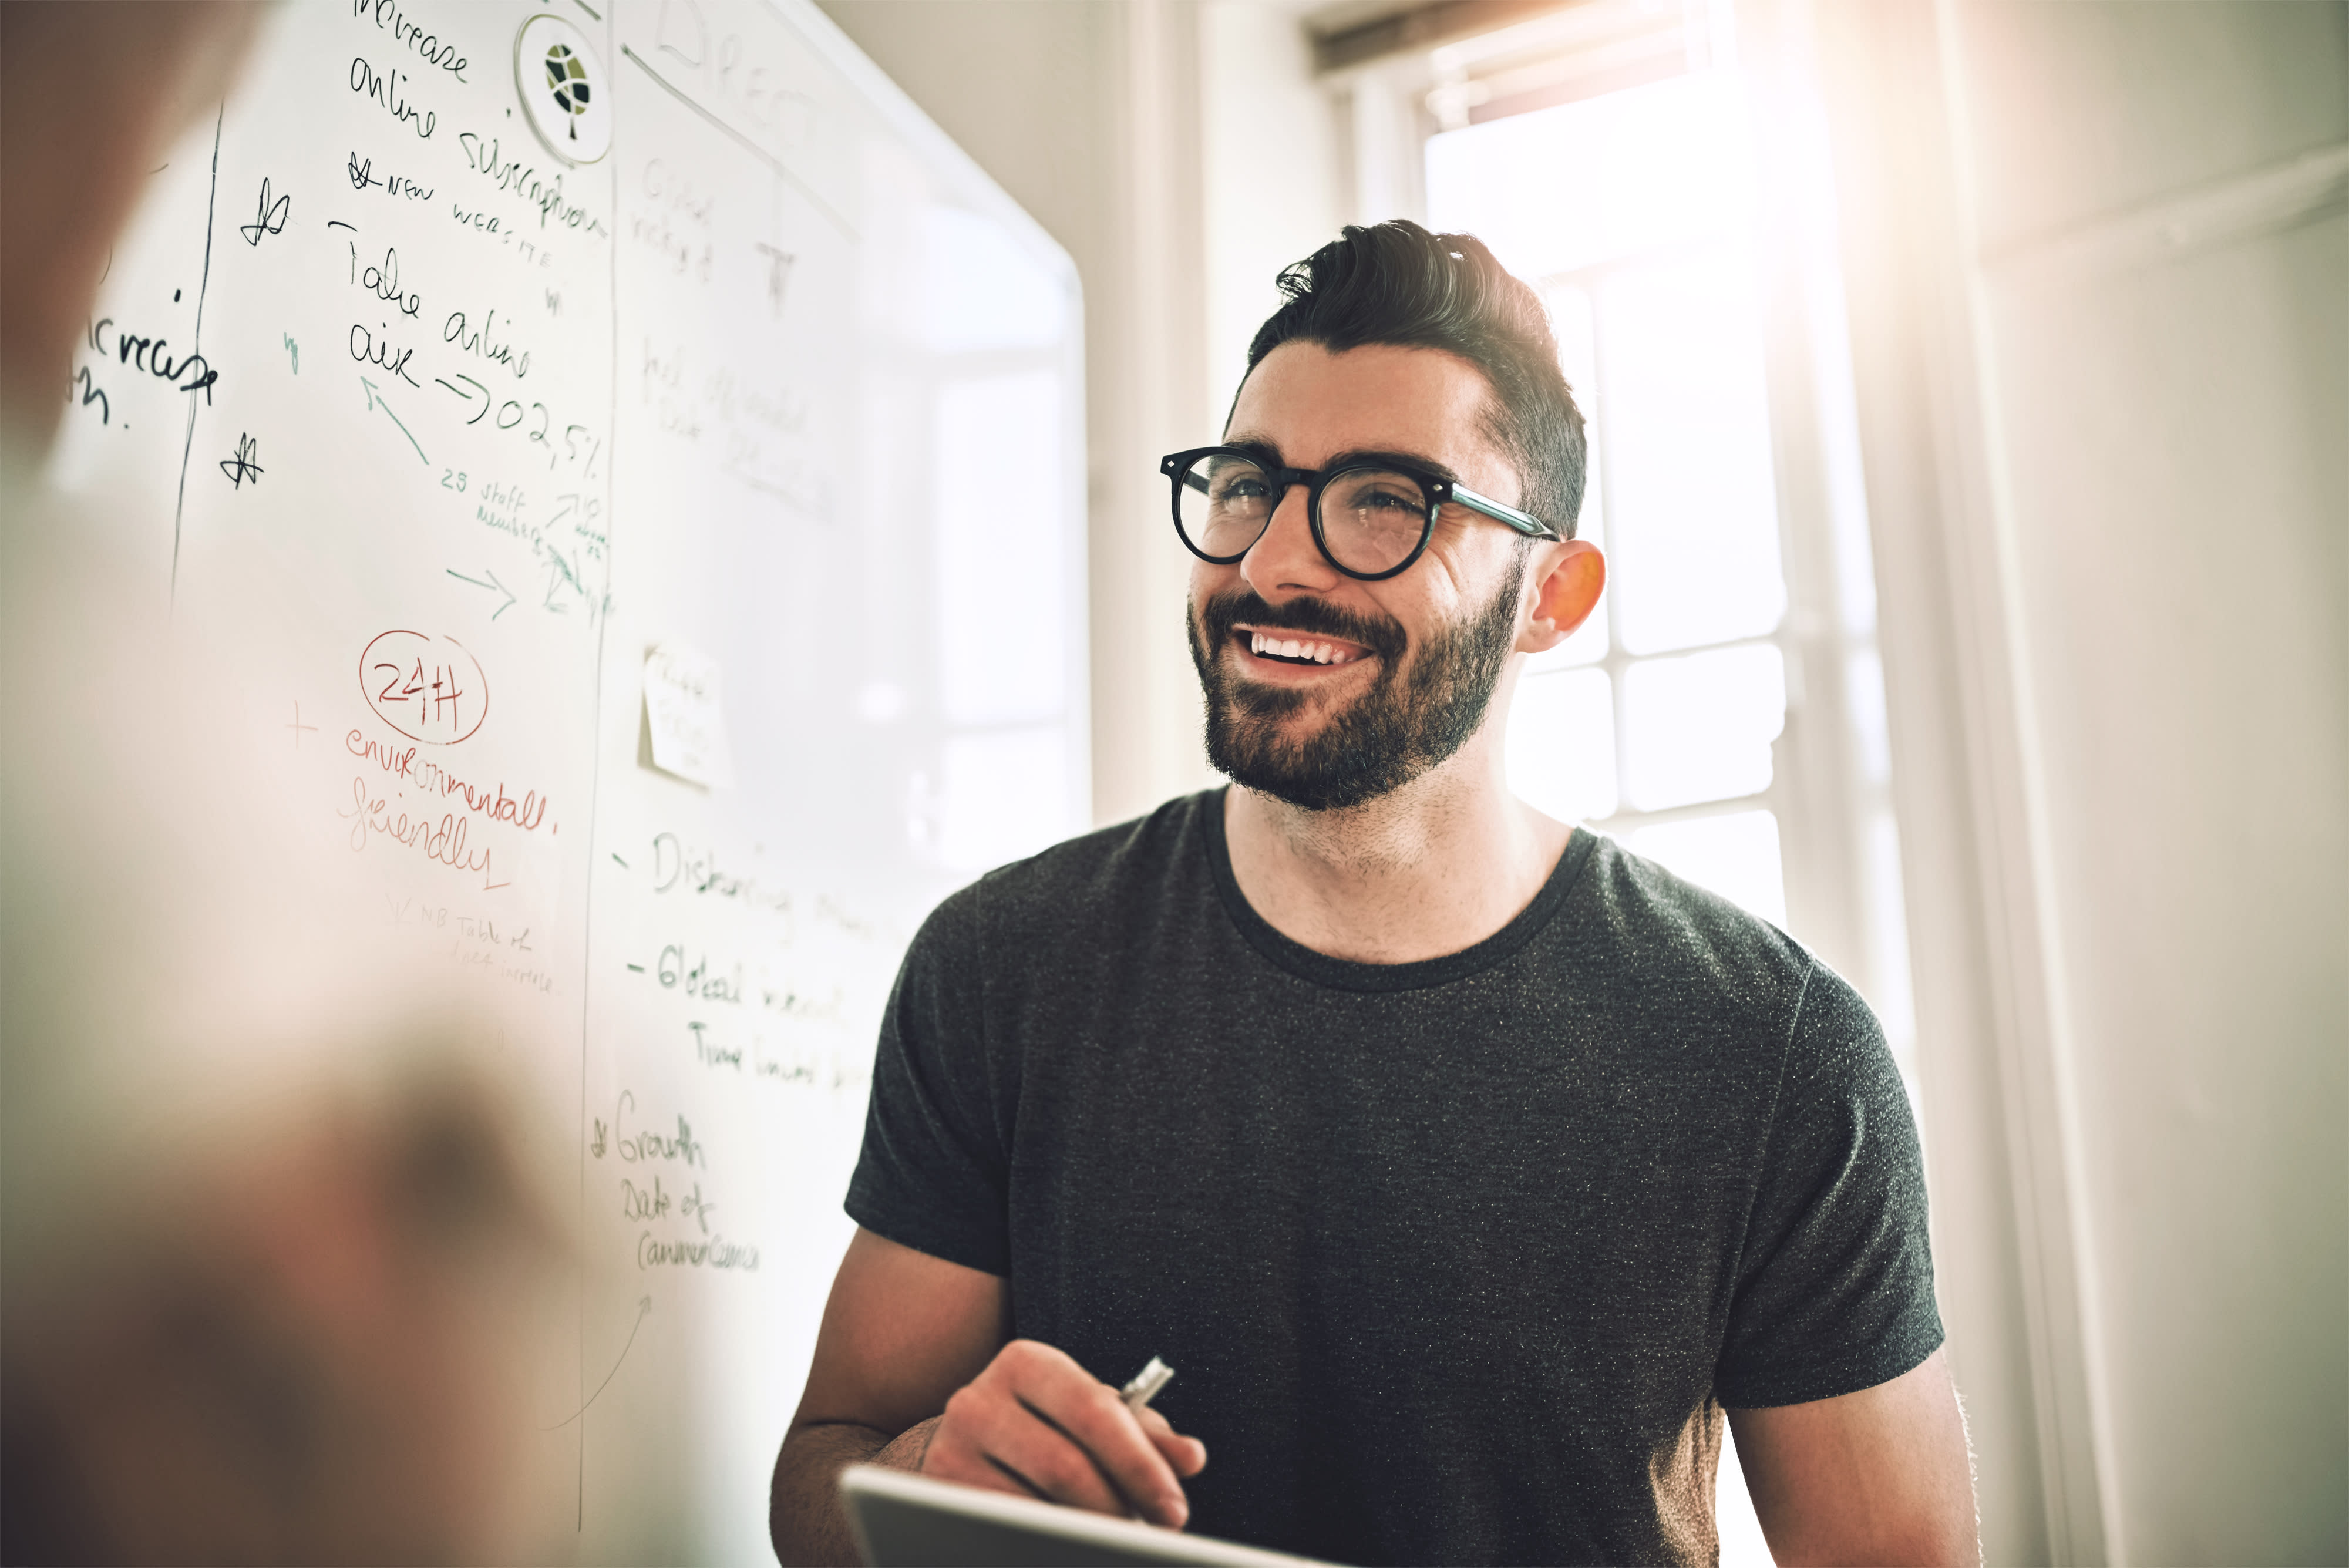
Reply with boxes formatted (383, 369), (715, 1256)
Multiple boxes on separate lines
(1201, 786), (1601, 994)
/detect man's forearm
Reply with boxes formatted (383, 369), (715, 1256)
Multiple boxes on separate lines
(770, 1416), (939, 1567)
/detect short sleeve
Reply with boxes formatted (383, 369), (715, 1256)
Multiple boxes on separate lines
(1715, 963), (1945, 1408)
(844, 883), (1012, 1276)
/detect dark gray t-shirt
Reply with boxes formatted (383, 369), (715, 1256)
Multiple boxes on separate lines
(847, 790), (1941, 1566)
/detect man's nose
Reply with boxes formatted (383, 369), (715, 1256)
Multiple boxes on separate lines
(1241, 482), (1340, 598)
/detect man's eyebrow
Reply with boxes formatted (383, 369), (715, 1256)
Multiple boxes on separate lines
(1328, 448), (1462, 485)
(1219, 437), (1463, 486)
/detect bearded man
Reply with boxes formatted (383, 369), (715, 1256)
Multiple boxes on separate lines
(770, 222), (1974, 1567)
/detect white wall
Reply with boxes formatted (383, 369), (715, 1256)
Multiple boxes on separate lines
(1201, 1), (1348, 433)
(1814, 1), (2348, 1560)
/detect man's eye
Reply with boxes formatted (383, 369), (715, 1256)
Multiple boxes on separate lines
(1341, 484), (1421, 514)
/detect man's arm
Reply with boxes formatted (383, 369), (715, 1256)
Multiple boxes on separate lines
(769, 1228), (1206, 1567)
(1726, 1349), (1977, 1567)
(771, 1228), (1005, 1566)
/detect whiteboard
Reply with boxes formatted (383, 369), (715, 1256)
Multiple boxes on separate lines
(45, 1), (1087, 1557)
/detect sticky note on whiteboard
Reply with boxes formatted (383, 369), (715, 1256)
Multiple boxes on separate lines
(643, 642), (735, 788)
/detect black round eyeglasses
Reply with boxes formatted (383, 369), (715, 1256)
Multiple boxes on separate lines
(1160, 445), (1560, 582)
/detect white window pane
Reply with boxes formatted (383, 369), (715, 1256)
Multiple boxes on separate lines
(1424, 73), (1758, 278)
(1547, 281), (1600, 416)
(1621, 643), (1784, 810)
(1506, 667), (1617, 823)
(1847, 646), (1892, 786)
(1599, 253), (1786, 654)
(937, 728), (1070, 872)
(1864, 807), (1918, 1070)
(1623, 810), (1786, 927)
(935, 374), (1064, 725)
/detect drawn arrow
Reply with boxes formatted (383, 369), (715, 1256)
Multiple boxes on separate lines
(359, 375), (428, 464)
(446, 566), (517, 620)
(433, 371), (489, 425)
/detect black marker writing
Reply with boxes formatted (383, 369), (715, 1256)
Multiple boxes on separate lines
(86, 317), (218, 401)
(349, 242), (422, 315)
(240, 177), (290, 245)
(70, 365), (109, 424)
(456, 132), (608, 237)
(219, 432), (263, 487)
(349, 55), (436, 139)
(349, 321), (420, 386)
(443, 305), (529, 378)
(352, 0), (469, 81)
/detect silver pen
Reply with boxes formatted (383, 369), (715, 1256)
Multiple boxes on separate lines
(1120, 1355), (1174, 1412)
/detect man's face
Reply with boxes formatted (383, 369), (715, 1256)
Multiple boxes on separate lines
(1186, 341), (1537, 812)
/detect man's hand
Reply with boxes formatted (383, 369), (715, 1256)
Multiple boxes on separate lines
(770, 1230), (1207, 1566)
(920, 1338), (1207, 1528)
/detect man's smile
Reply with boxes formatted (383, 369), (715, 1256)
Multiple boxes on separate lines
(1231, 621), (1376, 678)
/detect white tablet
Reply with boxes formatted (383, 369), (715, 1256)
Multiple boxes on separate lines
(839, 1463), (1338, 1568)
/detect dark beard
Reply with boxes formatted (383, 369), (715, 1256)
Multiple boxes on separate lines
(1186, 553), (1527, 812)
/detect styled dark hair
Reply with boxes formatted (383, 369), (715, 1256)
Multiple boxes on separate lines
(1241, 220), (1587, 537)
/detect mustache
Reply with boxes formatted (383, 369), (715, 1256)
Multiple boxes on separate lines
(1195, 589), (1407, 662)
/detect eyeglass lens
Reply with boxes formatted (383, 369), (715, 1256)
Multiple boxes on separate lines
(1176, 454), (1431, 577)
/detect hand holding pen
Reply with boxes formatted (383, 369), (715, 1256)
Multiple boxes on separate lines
(918, 1342), (1205, 1528)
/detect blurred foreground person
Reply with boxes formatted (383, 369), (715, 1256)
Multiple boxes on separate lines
(2, 7), (563, 1562)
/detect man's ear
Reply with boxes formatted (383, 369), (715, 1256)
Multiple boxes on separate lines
(1519, 540), (1605, 654)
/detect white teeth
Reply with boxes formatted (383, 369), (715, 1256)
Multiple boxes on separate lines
(1246, 630), (1359, 665)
